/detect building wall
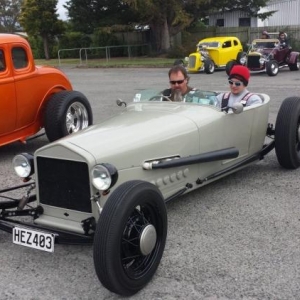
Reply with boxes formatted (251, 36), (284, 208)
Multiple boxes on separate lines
(209, 0), (300, 28)
(263, 0), (300, 26)
(209, 11), (258, 27)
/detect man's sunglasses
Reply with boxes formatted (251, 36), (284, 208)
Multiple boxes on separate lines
(170, 79), (185, 85)
(228, 80), (243, 86)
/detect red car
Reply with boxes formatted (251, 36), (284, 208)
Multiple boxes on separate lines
(0, 34), (93, 147)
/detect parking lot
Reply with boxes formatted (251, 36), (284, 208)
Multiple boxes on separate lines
(1, 67), (300, 300)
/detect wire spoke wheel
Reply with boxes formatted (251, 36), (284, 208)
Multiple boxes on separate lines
(93, 180), (167, 296)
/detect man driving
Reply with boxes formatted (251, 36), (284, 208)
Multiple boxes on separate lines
(162, 65), (196, 101)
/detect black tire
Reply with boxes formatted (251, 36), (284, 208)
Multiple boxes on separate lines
(288, 55), (299, 71)
(93, 180), (167, 296)
(44, 91), (93, 142)
(266, 60), (279, 76)
(204, 59), (215, 74)
(275, 96), (300, 169)
(173, 59), (184, 66)
(225, 60), (238, 76)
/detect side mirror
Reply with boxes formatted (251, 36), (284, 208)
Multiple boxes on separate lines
(116, 99), (127, 107)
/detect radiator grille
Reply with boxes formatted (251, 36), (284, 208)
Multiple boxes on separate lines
(37, 157), (91, 213)
(247, 56), (261, 68)
(189, 55), (196, 68)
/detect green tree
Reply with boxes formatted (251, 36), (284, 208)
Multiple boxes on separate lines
(64, 0), (274, 53)
(124, 0), (208, 52)
(0, 0), (23, 32)
(65, 0), (137, 34)
(19, 0), (65, 59)
(124, 0), (273, 52)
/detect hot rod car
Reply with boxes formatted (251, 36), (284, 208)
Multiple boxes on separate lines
(184, 36), (243, 74)
(226, 38), (299, 76)
(1, 90), (300, 296)
(0, 34), (93, 147)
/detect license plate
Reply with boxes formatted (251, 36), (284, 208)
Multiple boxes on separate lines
(13, 226), (55, 253)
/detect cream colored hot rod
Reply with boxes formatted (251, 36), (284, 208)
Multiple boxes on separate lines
(1, 90), (300, 296)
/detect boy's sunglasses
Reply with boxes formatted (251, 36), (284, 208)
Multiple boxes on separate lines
(228, 80), (243, 86)
(170, 79), (185, 85)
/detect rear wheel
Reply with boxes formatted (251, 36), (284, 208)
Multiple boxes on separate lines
(275, 97), (300, 169)
(93, 180), (167, 296)
(204, 59), (215, 74)
(288, 55), (299, 71)
(266, 60), (279, 76)
(44, 91), (93, 142)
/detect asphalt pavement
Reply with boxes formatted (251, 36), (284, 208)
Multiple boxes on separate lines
(1, 66), (300, 300)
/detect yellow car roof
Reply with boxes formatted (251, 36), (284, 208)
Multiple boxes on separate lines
(199, 36), (239, 43)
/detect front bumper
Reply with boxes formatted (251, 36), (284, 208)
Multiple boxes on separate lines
(0, 214), (94, 245)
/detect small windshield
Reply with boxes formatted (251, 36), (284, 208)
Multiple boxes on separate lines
(133, 89), (218, 106)
(251, 39), (279, 49)
(198, 42), (219, 48)
(184, 90), (218, 106)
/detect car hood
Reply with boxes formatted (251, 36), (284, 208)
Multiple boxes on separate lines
(36, 102), (220, 170)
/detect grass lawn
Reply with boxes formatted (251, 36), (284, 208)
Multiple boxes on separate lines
(35, 57), (178, 68)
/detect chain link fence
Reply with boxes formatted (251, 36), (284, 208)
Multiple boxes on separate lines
(58, 44), (150, 67)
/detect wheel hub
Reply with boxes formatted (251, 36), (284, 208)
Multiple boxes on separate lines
(139, 224), (157, 256)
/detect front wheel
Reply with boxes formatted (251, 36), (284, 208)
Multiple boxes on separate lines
(225, 60), (238, 76)
(173, 59), (184, 66)
(275, 97), (300, 169)
(93, 180), (168, 296)
(44, 91), (93, 142)
(266, 60), (279, 76)
(204, 59), (215, 74)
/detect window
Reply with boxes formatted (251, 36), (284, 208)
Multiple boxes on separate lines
(239, 18), (250, 27)
(216, 19), (224, 27)
(12, 47), (28, 69)
(222, 41), (232, 48)
(0, 50), (6, 71)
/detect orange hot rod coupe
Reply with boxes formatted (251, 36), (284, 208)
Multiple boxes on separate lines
(0, 34), (93, 147)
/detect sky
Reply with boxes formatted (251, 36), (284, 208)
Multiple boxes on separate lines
(56, 0), (68, 20)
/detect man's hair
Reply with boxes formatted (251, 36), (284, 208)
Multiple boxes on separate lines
(168, 65), (189, 80)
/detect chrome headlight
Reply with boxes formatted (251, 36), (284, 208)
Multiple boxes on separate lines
(13, 153), (34, 178)
(91, 163), (118, 191)
(240, 57), (247, 64)
(259, 57), (266, 64)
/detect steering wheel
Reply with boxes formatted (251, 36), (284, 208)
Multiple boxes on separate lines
(149, 95), (172, 102)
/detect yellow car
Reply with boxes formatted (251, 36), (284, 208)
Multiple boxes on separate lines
(186, 36), (244, 74)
